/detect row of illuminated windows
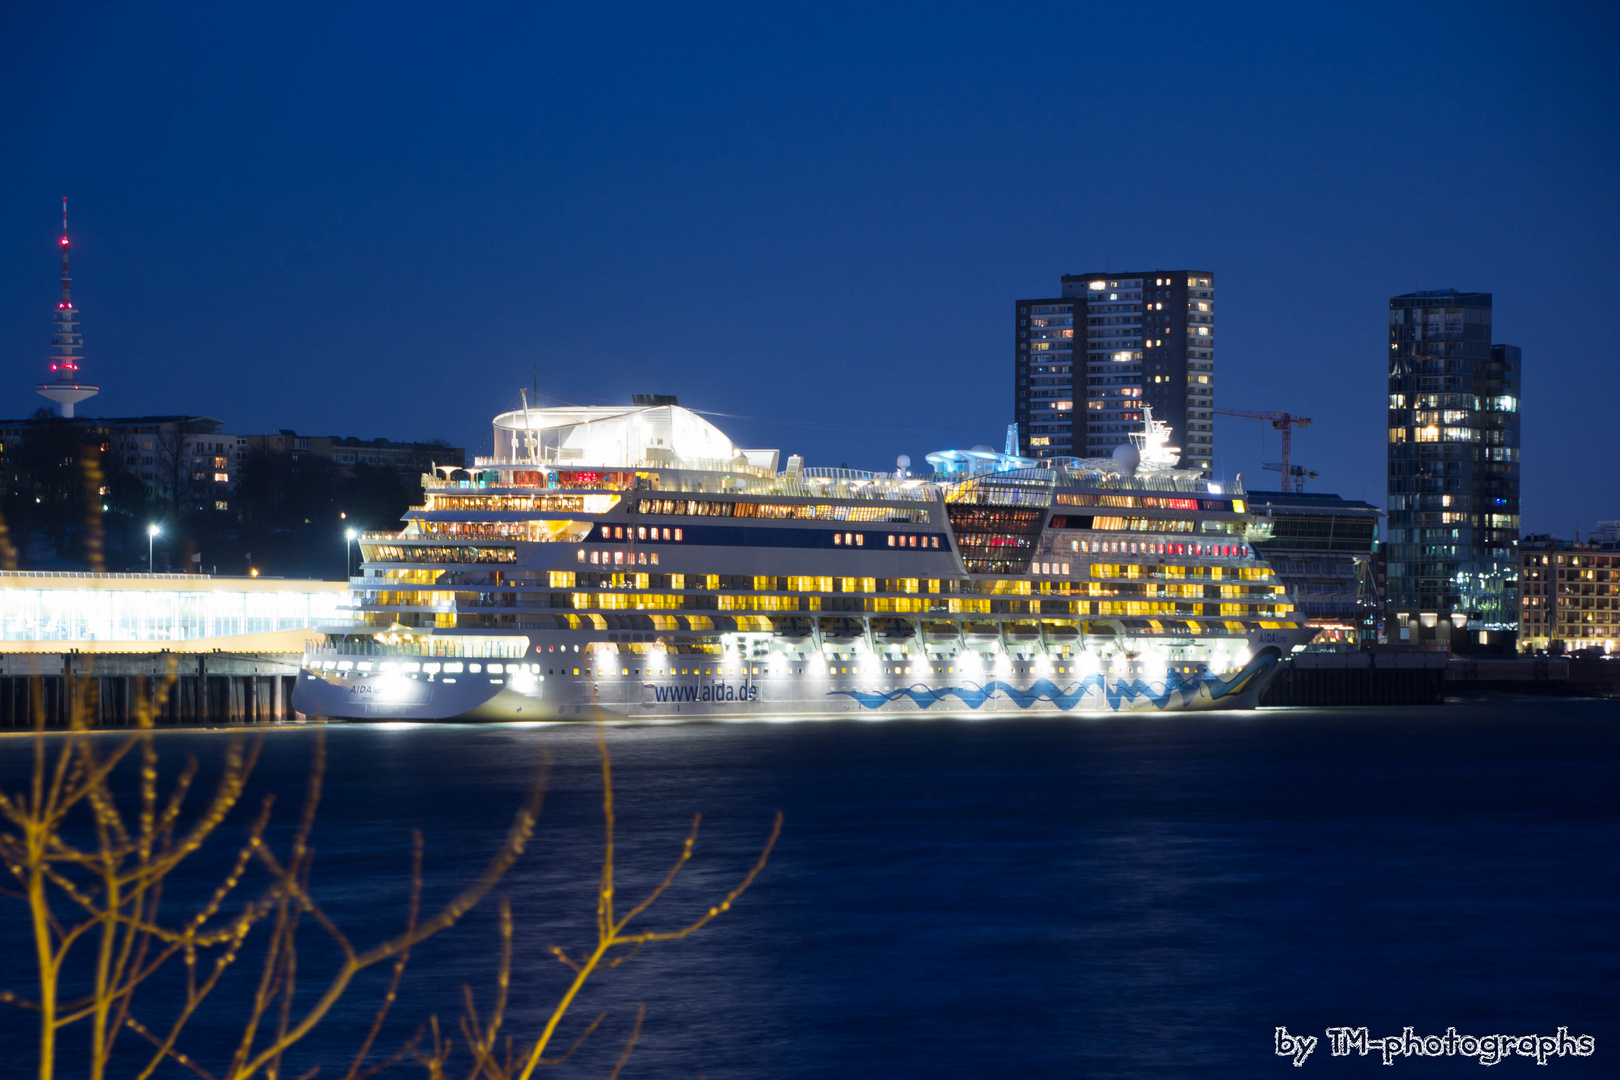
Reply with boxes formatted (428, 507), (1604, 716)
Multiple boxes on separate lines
(364, 545), (516, 564)
(634, 499), (928, 523)
(313, 659), (535, 674)
(600, 524), (683, 542)
(377, 593), (1293, 618)
(1054, 493), (1230, 511)
(1089, 563), (1275, 582)
(1522, 556), (1618, 569)
(488, 572), (1264, 596)
(0, 589), (343, 642)
(1390, 426), (1481, 444)
(1076, 540), (1252, 559)
(375, 568), (1288, 604)
(423, 494), (617, 513)
(418, 521), (589, 542)
(1092, 516), (1196, 534)
(582, 549), (662, 566)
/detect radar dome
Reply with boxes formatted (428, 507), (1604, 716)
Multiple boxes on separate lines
(896, 454), (911, 469)
(970, 444), (995, 453)
(1111, 443), (1141, 474)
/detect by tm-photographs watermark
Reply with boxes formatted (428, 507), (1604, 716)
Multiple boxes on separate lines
(1275, 1026), (1596, 1066)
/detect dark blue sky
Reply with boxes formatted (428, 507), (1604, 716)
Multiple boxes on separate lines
(2, 3), (1615, 534)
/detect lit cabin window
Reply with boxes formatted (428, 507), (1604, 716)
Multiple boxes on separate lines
(855, 534), (864, 546)
(674, 528), (682, 541)
(887, 535), (896, 547)
(833, 533), (842, 545)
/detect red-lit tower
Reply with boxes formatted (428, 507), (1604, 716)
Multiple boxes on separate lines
(36, 197), (99, 417)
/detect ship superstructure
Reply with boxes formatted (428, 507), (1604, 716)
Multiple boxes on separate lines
(294, 399), (1313, 721)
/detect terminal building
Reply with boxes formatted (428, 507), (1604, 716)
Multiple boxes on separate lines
(0, 571), (347, 653)
(1247, 490), (1382, 648)
(0, 571), (349, 726)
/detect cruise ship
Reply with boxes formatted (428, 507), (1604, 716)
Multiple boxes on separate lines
(293, 397), (1315, 721)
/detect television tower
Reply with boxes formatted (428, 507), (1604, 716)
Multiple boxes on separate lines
(36, 197), (99, 418)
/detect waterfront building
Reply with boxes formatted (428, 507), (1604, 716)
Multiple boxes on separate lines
(1247, 490), (1382, 647)
(1518, 533), (1618, 654)
(1014, 270), (1214, 469)
(1385, 289), (1520, 653)
(0, 570), (346, 653)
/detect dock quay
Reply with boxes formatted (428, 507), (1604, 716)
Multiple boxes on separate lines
(0, 651), (304, 727)
(1260, 650), (1619, 706)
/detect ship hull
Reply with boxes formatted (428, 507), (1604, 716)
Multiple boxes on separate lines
(292, 646), (1285, 722)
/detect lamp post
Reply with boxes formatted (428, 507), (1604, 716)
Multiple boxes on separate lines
(147, 523), (161, 573)
(345, 528), (359, 579)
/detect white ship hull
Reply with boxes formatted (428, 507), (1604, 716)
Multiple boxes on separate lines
(292, 643), (1290, 722)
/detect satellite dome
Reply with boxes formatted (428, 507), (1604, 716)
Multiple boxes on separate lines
(896, 454), (911, 469)
(1111, 443), (1141, 474)
(970, 444), (995, 453)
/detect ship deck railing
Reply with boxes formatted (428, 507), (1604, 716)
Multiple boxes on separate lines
(424, 465), (941, 504)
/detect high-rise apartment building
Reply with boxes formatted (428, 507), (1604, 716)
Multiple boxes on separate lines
(1385, 289), (1520, 652)
(1014, 270), (1214, 469)
(1011, 296), (1076, 454)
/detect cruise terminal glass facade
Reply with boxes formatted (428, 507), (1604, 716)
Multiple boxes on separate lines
(0, 572), (346, 648)
(1385, 289), (1520, 650)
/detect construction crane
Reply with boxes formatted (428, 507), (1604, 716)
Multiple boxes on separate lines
(1213, 409), (1314, 492)
(1262, 462), (1320, 491)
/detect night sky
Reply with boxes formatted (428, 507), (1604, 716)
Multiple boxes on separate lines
(2, 3), (1614, 535)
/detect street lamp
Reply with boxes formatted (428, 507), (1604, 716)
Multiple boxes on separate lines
(147, 523), (161, 573)
(345, 528), (359, 578)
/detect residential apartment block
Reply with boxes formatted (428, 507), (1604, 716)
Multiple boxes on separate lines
(1518, 533), (1618, 654)
(0, 416), (463, 515)
(1015, 270), (1214, 470)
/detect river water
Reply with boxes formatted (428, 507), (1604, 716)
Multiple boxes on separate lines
(0, 699), (1615, 1077)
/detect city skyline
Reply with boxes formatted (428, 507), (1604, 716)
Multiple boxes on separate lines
(0, 4), (1613, 535)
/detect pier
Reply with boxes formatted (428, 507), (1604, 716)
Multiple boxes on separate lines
(0, 652), (304, 728)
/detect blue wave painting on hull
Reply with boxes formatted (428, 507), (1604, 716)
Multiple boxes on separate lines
(830, 675), (1181, 712)
(828, 650), (1280, 713)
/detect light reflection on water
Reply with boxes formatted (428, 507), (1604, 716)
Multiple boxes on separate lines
(0, 701), (1615, 1078)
